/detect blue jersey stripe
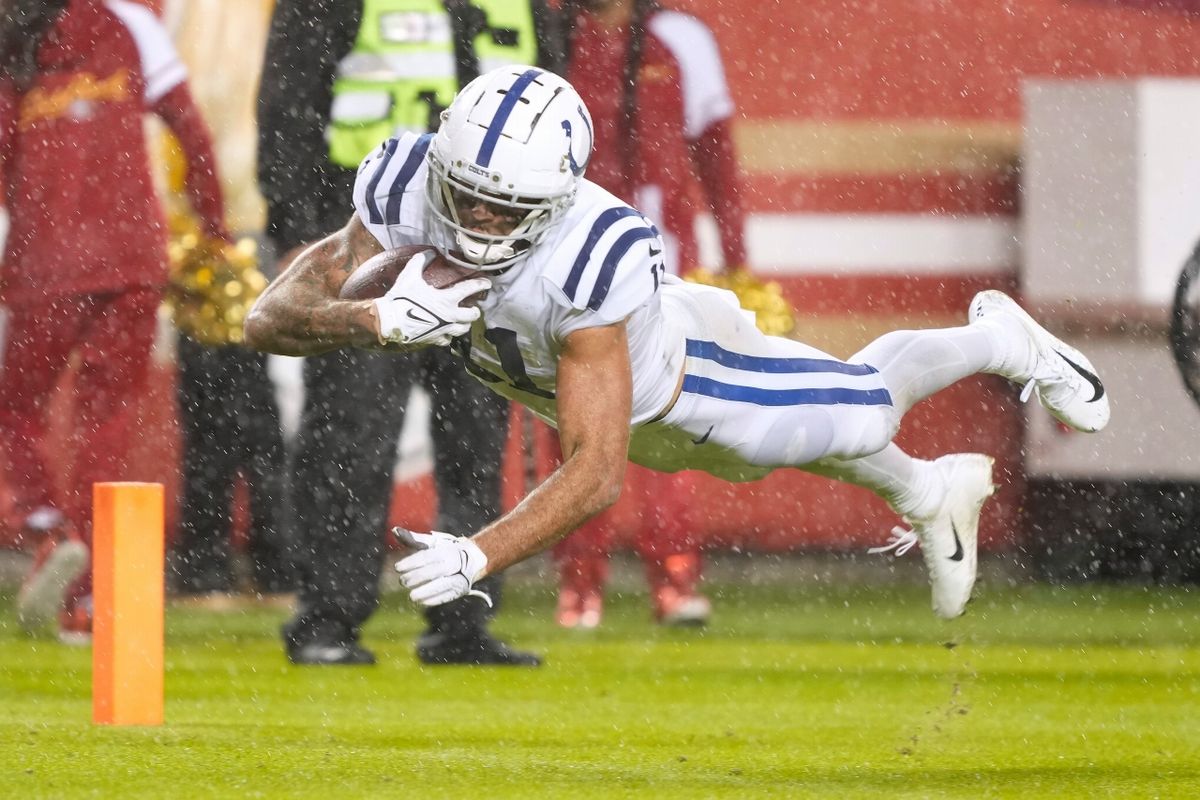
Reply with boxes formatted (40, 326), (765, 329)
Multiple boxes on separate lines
(365, 138), (400, 226)
(685, 339), (881, 377)
(476, 68), (542, 167)
(384, 133), (433, 225)
(586, 227), (656, 311)
(682, 375), (893, 407)
(562, 207), (642, 303)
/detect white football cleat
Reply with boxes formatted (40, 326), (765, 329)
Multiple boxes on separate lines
(969, 289), (1110, 433)
(871, 453), (995, 619)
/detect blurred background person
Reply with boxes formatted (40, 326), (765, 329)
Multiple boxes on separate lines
(0, 0), (229, 642)
(165, 233), (295, 603)
(162, 0), (295, 606)
(549, 0), (749, 628)
(258, 0), (556, 666)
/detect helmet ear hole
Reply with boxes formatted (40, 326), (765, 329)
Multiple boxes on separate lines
(423, 66), (592, 271)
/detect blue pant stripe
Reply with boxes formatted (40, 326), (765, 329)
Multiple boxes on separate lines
(682, 375), (893, 407)
(685, 338), (879, 377)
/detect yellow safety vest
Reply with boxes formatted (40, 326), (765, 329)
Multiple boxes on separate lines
(328, 0), (538, 168)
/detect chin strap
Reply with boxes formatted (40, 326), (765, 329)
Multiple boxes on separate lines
(456, 231), (518, 264)
(466, 588), (494, 607)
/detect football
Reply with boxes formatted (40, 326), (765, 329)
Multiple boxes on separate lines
(339, 244), (487, 304)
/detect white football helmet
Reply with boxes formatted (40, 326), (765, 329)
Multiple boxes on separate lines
(425, 65), (594, 270)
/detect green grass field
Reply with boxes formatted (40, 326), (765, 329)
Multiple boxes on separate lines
(2, 577), (1199, 798)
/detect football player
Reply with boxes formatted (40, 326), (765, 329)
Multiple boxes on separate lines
(245, 66), (1110, 619)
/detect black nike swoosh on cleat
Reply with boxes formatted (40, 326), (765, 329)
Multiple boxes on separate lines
(692, 426), (714, 445)
(948, 521), (965, 562)
(1055, 350), (1105, 402)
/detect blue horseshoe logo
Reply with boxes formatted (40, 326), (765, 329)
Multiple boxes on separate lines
(560, 106), (593, 177)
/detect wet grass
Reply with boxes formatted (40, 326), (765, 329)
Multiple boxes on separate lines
(1, 580), (1198, 798)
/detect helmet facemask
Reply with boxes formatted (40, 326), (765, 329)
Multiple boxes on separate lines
(425, 149), (573, 271)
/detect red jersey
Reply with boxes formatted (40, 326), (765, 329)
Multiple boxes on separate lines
(568, 8), (746, 275)
(0, 0), (219, 305)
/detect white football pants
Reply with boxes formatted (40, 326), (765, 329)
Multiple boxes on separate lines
(632, 283), (1004, 518)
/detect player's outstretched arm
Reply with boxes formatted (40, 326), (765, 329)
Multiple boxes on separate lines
(396, 323), (634, 605)
(473, 323), (634, 573)
(243, 214), (385, 356)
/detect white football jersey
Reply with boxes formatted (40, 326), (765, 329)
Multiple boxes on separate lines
(353, 133), (685, 427)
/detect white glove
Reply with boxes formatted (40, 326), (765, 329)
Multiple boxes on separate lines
(372, 251), (491, 347)
(394, 528), (490, 607)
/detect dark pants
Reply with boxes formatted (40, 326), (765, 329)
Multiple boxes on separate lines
(283, 345), (508, 650)
(172, 334), (294, 594)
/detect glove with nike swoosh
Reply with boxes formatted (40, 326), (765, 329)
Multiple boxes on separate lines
(394, 528), (489, 607)
(372, 251), (491, 347)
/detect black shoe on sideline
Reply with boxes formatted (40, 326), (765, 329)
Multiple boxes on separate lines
(288, 641), (377, 666)
(416, 633), (542, 667)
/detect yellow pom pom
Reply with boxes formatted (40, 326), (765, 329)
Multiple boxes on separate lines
(165, 231), (270, 346)
(683, 267), (796, 337)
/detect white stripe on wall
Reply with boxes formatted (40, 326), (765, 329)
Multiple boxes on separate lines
(696, 213), (1019, 275)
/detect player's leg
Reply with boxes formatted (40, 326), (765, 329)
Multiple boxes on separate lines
(782, 320), (1006, 618)
(173, 334), (240, 596)
(633, 468), (711, 626)
(673, 368), (991, 619)
(805, 445), (994, 618)
(967, 290), (1109, 432)
(663, 284), (1106, 616)
(0, 296), (81, 539)
(810, 296), (1108, 616)
(542, 425), (611, 629)
(552, 510), (610, 629)
(794, 300), (1104, 616)
(62, 288), (161, 642)
(661, 335), (900, 469)
(846, 293), (1109, 435)
(235, 346), (295, 596)
(664, 346), (984, 617)
(659, 285), (1004, 617)
(284, 347), (412, 665)
(846, 322), (1006, 416)
(1, 296), (92, 634)
(669, 282), (1104, 453)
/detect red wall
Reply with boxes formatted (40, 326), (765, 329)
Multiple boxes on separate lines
(682, 0), (1200, 123)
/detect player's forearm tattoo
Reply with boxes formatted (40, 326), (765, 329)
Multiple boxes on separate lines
(244, 227), (382, 356)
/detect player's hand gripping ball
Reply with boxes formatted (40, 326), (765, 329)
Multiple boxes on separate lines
(340, 245), (490, 348)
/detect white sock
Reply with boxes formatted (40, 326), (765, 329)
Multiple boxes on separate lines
(811, 445), (946, 521)
(974, 315), (1036, 382)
